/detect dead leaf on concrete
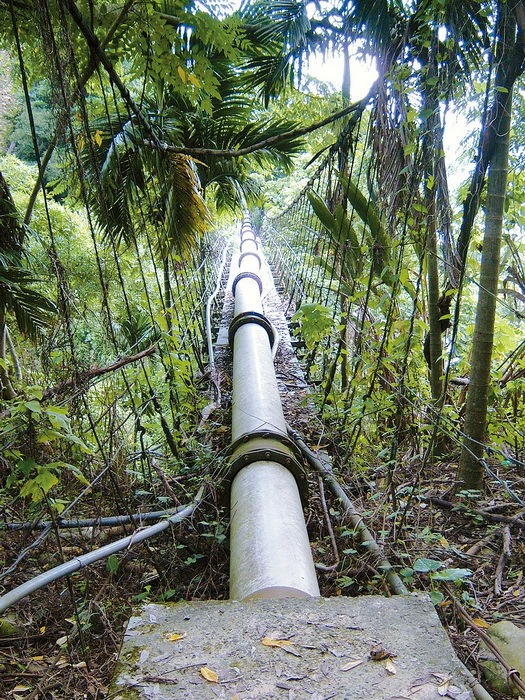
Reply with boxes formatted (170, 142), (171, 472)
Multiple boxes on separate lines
(168, 633), (186, 641)
(430, 673), (451, 683)
(385, 658), (397, 675)
(438, 679), (450, 696)
(444, 687), (470, 700)
(262, 637), (293, 648)
(200, 666), (219, 683)
(340, 659), (363, 672)
(281, 644), (301, 657)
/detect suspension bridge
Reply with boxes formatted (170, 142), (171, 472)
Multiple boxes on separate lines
(2, 4), (524, 694)
(106, 216), (482, 700)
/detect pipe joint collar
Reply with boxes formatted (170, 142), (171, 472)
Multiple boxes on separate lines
(228, 310), (275, 348)
(224, 430), (308, 504)
(240, 237), (259, 252)
(232, 271), (262, 296)
(238, 251), (262, 269)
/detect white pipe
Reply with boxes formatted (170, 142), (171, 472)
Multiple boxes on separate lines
(228, 216), (319, 600)
(230, 461), (319, 600)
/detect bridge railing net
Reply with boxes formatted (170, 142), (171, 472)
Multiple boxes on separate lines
(0, 0), (230, 574)
(262, 137), (525, 486)
(260, 143), (433, 464)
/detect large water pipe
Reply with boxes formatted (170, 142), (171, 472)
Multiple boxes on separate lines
(228, 216), (320, 600)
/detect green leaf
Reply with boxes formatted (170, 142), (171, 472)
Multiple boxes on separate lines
(107, 554), (119, 574)
(292, 303), (333, 349)
(307, 190), (336, 231)
(17, 457), (38, 477)
(413, 558), (443, 573)
(428, 591), (444, 605)
(431, 568), (472, 582)
(20, 469), (59, 501)
(36, 428), (63, 443)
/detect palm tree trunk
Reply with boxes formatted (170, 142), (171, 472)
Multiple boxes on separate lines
(0, 305), (16, 400)
(457, 6), (515, 490)
(421, 59), (444, 404)
(5, 325), (22, 380)
(426, 200), (443, 402)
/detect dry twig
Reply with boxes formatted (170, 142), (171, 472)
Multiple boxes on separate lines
(444, 583), (525, 696)
(494, 526), (511, 596)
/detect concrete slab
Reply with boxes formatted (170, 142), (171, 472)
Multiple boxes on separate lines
(110, 595), (475, 699)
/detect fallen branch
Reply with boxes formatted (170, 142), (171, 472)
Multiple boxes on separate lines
(423, 496), (525, 530)
(287, 423), (408, 596)
(151, 458), (180, 506)
(42, 345), (156, 400)
(494, 526), (511, 596)
(315, 475), (340, 572)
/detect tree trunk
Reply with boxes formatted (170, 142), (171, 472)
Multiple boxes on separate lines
(0, 306), (16, 400)
(457, 6), (515, 490)
(426, 214), (443, 401)
(5, 325), (22, 380)
(421, 50), (444, 404)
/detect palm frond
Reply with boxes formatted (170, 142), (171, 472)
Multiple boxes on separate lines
(0, 267), (56, 339)
(243, 0), (310, 50)
(157, 154), (211, 258)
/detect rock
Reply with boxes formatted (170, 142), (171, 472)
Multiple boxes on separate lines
(480, 620), (525, 697)
(0, 616), (24, 638)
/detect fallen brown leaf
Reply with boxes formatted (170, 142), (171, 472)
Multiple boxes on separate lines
(262, 637), (293, 648)
(200, 666), (219, 683)
(168, 633), (187, 641)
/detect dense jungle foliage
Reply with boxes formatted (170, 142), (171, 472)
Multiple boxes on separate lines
(0, 1), (524, 698)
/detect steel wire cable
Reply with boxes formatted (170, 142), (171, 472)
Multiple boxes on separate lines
(262, 123), (524, 504)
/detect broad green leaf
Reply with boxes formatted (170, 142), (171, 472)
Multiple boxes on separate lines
(428, 591), (444, 605)
(413, 558), (443, 573)
(307, 190), (336, 231)
(107, 555), (119, 574)
(431, 568), (472, 582)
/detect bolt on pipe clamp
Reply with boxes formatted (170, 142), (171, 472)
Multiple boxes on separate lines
(228, 310), (275, 348)
(220, 430), (309, 505)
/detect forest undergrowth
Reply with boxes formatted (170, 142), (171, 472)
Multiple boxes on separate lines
(1, 311), (524, 700)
